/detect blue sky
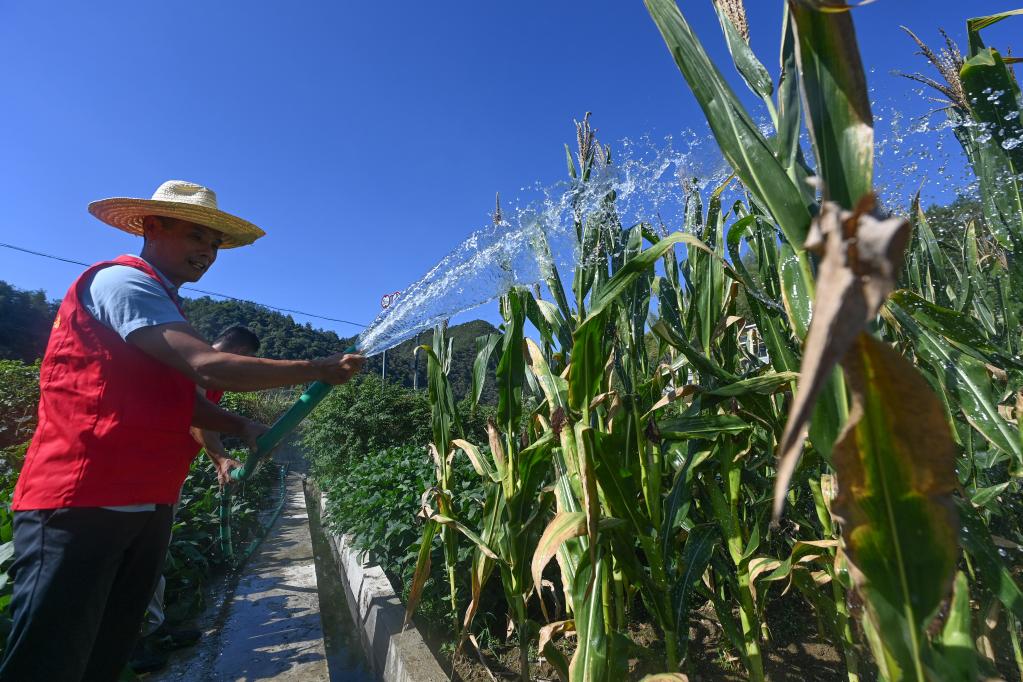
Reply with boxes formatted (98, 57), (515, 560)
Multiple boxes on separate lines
(1, 1), (1018, 341)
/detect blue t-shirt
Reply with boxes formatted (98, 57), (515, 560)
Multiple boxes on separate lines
(81, 260), (186, 341)
(81, 259), (187, 511)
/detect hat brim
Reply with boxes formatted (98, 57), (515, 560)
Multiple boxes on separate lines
(88, 198), (266, 249)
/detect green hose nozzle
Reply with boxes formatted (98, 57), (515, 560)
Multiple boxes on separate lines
(229, 344), (358, 482)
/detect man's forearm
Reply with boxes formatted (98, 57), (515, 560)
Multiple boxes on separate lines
(193, 354), (322, 392)
(191, 426), (229, 460)
(192, 394), (250, 434)
(127, 323), (356, 392)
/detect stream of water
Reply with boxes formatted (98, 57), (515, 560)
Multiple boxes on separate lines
(352, 94), (1019, 358)
(354, 133), (731, 357)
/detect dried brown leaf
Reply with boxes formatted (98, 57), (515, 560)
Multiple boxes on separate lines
(774, 198), (910, 520)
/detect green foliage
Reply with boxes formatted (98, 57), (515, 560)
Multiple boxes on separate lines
(924, 195), (986, 242)
(0, 360), (39, 451)
(377, 319), (501, 402)
(318, 444), (490, 624)
(303, 374), (432, 476)
(303, 373), (494, 479)
(0, 282), (57, 362)
(0, 360), (40, 483)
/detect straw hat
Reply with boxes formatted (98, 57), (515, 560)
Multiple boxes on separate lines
(88, 180), (266, 248)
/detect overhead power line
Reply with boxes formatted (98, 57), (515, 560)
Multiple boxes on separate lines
(0, 241), (368, 328)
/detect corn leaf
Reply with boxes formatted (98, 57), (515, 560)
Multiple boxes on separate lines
(930, 572), (980, 680)
(885, 299), (1023, 468)
(644, 0), (813, 247)
(713, 1), (773, 101)
(888, 290), (1023, 371)
(966, 9), (1023, 54)
(403, 519), (439, 627)
(531, 512), (590, 622)
(568, 554), (608, 682)
(670, 524), (719, 661)
(789, 0), (873, 208)
(776, 10), (802, 173)
(569, 305), (612, 422)
(539, 620), (575, 682)
(775, 202), (909, 520)
(659, 414), (750, 439)
(452, 438), (500, 483)
(525, 338), (569, 414)
(831, 334), (959, 674)
(709, 372), (799, 397)
(957, 499), (1023, 620)
(497, 289), (527, 434)
(471, 333), (502, 409)
(959, 46), (1023, 249)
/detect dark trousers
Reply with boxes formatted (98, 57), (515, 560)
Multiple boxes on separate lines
(0, 505), (173, 682)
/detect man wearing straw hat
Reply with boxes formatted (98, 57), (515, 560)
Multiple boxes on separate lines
(0, 180), (364, 682)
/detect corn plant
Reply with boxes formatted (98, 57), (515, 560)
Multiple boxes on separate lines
(396, 3), (1023, 680)
(405, 323), (465, 633)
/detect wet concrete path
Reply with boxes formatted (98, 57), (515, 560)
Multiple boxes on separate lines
(148, 470), (368, 681)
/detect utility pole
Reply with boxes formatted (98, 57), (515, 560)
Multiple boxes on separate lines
(413, 332), (421, 390)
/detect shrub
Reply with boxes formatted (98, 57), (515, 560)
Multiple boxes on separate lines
(302, 375), (433, 476)
(0, 360), (39, 451)
(0, 360), (40, 485)
(303, 374), (497, 479)
(319, 444), (491, 623)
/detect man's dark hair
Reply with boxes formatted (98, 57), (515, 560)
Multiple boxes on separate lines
(213, 325), (261, 354)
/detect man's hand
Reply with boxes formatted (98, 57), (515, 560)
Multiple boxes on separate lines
(212, 455), (244, 487)
(314, 353), (365, 385)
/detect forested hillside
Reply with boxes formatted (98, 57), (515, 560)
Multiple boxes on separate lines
(0, 282), (59, 362)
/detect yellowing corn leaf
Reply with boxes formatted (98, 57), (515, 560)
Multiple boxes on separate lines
(525, 337), (569, 415)
(774, 198), (910, 520)
(532, 512), (588, 621)
(452, 438), (500, 483)
(538, 619), (576, 654)
(831, 334), (959, 671)
(403, 519), (438, 628)
(418, 490), (501, 561)
(575, 422), (601, 586)
(486, 419), (509, 497)
(539, 619), (574, 682)
(643, 385), (699, 418)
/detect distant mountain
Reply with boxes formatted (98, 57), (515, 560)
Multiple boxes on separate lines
(374, 319), (501, 403)
(0, 281), (498, 402)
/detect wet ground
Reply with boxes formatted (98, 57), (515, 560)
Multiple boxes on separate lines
(146, 467), (371, 682)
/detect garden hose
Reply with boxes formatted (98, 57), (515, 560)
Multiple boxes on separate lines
(218, 344), (358, 561)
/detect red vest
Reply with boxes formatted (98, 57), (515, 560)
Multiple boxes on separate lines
(13, 256), (198, 509)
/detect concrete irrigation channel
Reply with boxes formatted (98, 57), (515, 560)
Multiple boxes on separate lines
(146, 459), (445, 682)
